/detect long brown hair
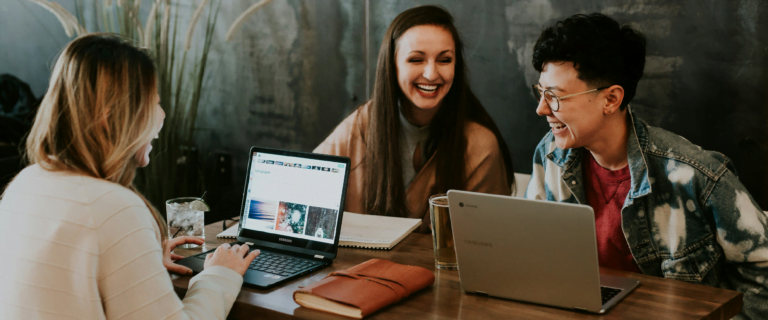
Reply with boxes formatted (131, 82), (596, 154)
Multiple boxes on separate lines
(25, 33), (168, 242)
(364, 5), (514, 217)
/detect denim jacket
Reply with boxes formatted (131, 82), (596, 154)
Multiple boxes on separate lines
(525, 108), (768, 319)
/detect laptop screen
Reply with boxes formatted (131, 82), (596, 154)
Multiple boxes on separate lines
(238, 149), (348, 253)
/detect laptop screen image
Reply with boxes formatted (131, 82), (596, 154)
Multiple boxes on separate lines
(237, 149), (349, 257)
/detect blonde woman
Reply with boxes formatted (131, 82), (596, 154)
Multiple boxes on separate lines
(0, 34), (259, 319)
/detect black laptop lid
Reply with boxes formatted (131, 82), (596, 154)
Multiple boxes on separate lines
(236, 147), (350, 259)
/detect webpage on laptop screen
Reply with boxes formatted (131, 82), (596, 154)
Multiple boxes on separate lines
(241, 152), (346, 244)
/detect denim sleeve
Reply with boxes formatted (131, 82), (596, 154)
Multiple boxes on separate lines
(525, 134), (550, 200)
(706, 169), (768, 320)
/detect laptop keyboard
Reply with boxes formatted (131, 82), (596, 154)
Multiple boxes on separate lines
(247, 251), (323, 276)
(193, 249), (323, 278)
(600, 286), (623, 304)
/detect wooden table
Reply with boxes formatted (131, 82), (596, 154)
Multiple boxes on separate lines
(171, 221), (743, 320)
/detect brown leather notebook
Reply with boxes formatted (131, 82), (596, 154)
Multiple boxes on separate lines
(293, 259), (435, 318)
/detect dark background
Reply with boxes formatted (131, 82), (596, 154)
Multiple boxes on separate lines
(2, 0), (767, 222)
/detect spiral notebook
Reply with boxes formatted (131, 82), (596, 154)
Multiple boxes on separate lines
(217, 212), (421, 249)
(338, 212), (421, 250)
(217, 224), (239, 239)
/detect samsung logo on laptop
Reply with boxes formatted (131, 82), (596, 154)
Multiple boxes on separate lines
(465, 239), (492, 247)
(458, 202), (477, 208)
(278, 238), (292, 243)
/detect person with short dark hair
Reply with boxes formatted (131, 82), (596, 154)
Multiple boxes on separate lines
(525, 13), (767, 319)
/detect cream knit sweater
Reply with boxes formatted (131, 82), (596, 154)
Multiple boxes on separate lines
(0, 165), (243, 319)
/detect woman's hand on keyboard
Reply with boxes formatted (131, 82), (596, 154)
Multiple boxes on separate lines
(163, 236), (205, 275)
(204, 243), (261, 275)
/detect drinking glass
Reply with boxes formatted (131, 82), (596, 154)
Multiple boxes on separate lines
(429, 193), (457, 270)
(166, 197), (205, 249)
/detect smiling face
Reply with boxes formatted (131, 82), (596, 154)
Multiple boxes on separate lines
(134, 93), (165, 167)
(536, 61), (608, 150)
(395, 25), (455, 119)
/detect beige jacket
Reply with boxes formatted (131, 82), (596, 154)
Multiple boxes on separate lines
(314, 104), (511, 233)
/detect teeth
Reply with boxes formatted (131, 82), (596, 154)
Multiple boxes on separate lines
(416, 84), (438, 92)
(549, 123), (567, 130)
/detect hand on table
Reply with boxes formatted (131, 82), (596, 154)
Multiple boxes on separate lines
(163, 236), (205, 275)
(204, 243), (260, 275)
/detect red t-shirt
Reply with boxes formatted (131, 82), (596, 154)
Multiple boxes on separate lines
(582, 152), (642, 273)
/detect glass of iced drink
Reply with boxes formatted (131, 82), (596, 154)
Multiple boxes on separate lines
(429, 193), (457, 270)
(166, 197), (209, 248)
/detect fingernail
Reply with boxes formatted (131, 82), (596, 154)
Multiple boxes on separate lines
(187, 270), (193, 275)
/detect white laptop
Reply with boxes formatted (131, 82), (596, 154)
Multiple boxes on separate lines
(446, 190), (640, 313)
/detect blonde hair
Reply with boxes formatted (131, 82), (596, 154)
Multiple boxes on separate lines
(26, 33), (167, 242)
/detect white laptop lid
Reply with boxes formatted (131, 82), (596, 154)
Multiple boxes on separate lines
(447, 190), (604, 312)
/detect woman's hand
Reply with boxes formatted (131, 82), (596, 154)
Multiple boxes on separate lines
(163, 236), (205, 275)
(204, 243), (260, 275)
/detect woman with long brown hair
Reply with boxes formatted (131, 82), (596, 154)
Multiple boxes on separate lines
(315, 5), (514, 233)
(0, 34), (258, 319)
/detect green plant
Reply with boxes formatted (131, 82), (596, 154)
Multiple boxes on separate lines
(27, 0), (273, 215)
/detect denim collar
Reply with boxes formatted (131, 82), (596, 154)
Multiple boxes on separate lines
(546, 107), (652, 199)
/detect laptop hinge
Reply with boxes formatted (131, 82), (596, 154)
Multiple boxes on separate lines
(314, 254), (324, 259)
(475, 290), (488, 296)
(573, 307), (588, 312)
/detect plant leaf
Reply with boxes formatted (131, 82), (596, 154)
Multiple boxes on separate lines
(27, 0), (74, 37)
(224, 0), (273, 41)
(184, 0), (210, 51)
(144, 0), (159, 47)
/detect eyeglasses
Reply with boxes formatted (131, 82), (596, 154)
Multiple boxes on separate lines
(531, 84), (610, 112)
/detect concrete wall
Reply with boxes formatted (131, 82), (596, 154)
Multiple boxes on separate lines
(2, 0), (768, 207)
(195, 0), (365, 171)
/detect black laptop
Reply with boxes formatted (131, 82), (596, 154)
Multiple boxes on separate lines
(177, 146), (351, 288)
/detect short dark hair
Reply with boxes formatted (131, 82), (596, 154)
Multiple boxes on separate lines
(532, 13), (646, 109)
